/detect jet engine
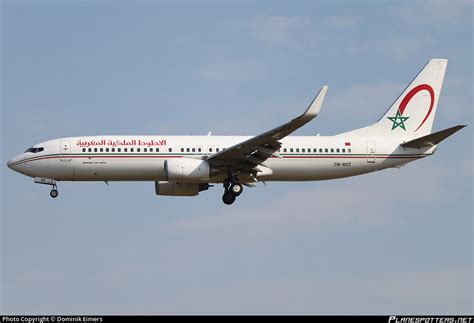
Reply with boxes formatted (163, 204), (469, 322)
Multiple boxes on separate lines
(165, 158), (217, 182)
(155, 181), (210, 196)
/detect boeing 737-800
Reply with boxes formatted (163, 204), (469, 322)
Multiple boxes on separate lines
(7, 59), (466, 204)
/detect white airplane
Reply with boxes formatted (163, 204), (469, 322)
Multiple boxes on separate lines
(7, 59), (466, 205)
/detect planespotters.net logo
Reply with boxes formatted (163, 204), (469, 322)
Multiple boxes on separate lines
(389, 317), (473, 323)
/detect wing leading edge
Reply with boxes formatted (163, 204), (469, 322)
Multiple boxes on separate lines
(206, 86), (328, 175)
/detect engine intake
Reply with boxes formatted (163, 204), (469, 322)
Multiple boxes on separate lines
(165, 158), (217, 182)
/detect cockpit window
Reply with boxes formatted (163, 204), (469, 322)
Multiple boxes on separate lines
(24, 147), (44, 153)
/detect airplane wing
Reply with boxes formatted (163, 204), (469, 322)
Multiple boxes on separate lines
(206, 86), (328, 176)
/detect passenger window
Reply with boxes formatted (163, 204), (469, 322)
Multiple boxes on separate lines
(348, 148), (351, 153)
(106, 148), (109, 152)
(302, 148), (305, 153)
(112, 148), (115, 152)
(331, 148), (334, 153)
(82, 148), (86, 152)
(325, 148), (328, 153)
(216, 148), (220, 152)
(283, 148), (287, 153)
(290, 148), (294, 153)
(198, 148), (201, 152)
(313, 148), (317, 153)
(124, 148), (127, 152)
(296, 148), (299, 152)
(192, 148), (196, 152)
(118, 148), (121, 152)
(94, 148), (98, 152)
(209, 148), (213, 152)
(186, 148), (190, 152)
(130, 148), (134, 152)
(137, 148), (140, 152)
(100, 148), (103, 152)
(319, 148), (323, 153)
(168, 148), (172, 152)
(144, 148), (147, 152)
(156, 148), (159, 152)
(336, 148), (340, 153)
(342, 148), (345, 153)
(88, 148), (92, 152)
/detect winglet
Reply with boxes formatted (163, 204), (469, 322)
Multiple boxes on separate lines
(303, 85), (328, 118)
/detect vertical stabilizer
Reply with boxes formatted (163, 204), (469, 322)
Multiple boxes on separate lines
(339, 59), (448, 139)
(377, 59), (447, 138)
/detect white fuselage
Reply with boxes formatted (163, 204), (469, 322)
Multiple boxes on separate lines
(7, 135), (434, 183)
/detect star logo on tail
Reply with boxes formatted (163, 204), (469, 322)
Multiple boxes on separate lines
(387, 110), (409, 131)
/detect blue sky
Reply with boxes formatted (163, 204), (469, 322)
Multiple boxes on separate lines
(1, 0), (472, 314)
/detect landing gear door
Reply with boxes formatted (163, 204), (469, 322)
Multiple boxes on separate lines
(367, 141), (376, 163)
(60, 140), (71, 162)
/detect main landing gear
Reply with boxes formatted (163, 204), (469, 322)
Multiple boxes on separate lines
(222, 181), (243, 205)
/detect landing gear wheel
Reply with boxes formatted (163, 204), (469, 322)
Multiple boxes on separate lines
(222, 191), (236, 205)
(50, 189), (59, 198)
(230, 183), (243, 196)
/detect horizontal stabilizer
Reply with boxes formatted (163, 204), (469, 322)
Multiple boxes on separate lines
(400, 125), (466, 148)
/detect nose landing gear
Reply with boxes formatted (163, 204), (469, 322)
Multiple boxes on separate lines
(222, 181), (243, 205)
(50, 186), (59, 198)
(34, 177), (59, 199)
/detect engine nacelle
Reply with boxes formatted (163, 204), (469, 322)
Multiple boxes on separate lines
(155, 181), (210, 196)
(165, 158), (214, 182)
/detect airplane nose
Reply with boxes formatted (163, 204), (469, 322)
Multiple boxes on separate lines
(7, 155), (22, 171)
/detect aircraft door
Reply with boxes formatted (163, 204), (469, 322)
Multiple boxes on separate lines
(367, 141), (376, 163)
(60, 140), (72, 162)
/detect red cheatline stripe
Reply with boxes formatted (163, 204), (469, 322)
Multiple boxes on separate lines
(9, 155), (182, 166)
(282, 155), (423, 159)
(11, 154), (427, 167)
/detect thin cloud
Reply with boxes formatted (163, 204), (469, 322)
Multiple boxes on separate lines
(251, 15), (317, 49)
(111, 265), (472, 314)
(326, 16), (358, 29)
(328, 81), (405, 118)
(395, 0), (471, 26)
(192, 59), (269, 83)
